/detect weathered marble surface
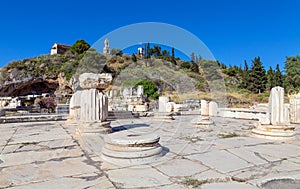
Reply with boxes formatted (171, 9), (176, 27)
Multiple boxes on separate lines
(0, 116), (299, 188)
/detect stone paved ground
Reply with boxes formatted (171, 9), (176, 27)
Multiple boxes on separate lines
(0, 115), (300, 188)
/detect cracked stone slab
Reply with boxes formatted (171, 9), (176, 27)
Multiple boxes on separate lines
(154, 158), (209, 177)
(0, 157), (101, 188)
(0, 146), (84, 168)
(245, 143), (300, 161)
(107, 166), (172, 188)
(157, 183), (187, 189)
(193, 169), (230, 182)
(227, 147), (269, 165)
(0, 128), (16, 146)
(9, 128), (71, 145)
(201, 182), (259, 189)
(212, 137), (272, 149)
(185, 150), (253, 173)
(1, 139), (76, 154)
(9, 176), (114, 189)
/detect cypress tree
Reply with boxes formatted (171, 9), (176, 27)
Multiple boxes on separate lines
(266, 66), (275, 90)
(239, 60), (249, 89)
(274, 64), (283, 87)
(171, 47), (176, 65)
(247, 56), (267, 93)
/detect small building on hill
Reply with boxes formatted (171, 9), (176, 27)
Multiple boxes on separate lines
(50, 43), (71, 55)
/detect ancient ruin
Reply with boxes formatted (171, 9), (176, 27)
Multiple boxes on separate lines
(252, 86), (296, 139)
(153, 96), (175, 120)
(101, 128), (163, 166)
(196, 99), (214, 125)
(68, 73), (112, 134)
(290, 93), (300, 124)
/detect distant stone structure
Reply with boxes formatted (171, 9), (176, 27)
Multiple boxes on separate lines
(138, 47), (144, 58)
(252, 86), (295, 139)
(153, 96), (174, 120)
(107, 85), (148, 112)
(103, 39), (110, 55)
(209, 101), (218, 117)
(196, 100), (214, 125)
(50, 43), (71, 55)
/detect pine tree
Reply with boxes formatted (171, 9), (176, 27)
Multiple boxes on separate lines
(247, 57), (267, 93)
(284, 56), (300, 91)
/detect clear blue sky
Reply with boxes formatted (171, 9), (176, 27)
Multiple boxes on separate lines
(1, 0), (299, 71)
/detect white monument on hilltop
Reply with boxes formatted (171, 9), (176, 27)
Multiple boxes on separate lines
(103, 39), (110, 55)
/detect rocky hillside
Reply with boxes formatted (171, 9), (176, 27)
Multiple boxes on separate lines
(0, 42), (268, 107)
(0, 53), (77, 97)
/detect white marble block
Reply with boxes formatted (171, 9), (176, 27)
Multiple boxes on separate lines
(269, 86), (288, 125)
(290, 98), (300, 123)
(201, 100), (209, 116)
(209, 101), (218, 116)
(159, 96), (170, 112)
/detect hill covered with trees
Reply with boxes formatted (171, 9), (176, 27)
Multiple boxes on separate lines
(0, 39), (299, 107)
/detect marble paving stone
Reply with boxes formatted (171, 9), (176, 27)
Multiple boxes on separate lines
(0, 146), (84, 168)
(9, 176), (114, 189)
(0, 157), (100, 188)
(212, 136), (272, 149)
(201, 182), (259, 189)
(158, 183), (187, 189)
(193, 169), (230, 182)
(186, 150), (253, 173)
(154, 158), (209, 177)
(165, 143), (208, 156)
(227, 147), (268, 165)
(273, 160), (300, 172)
(0, 128), (16, 146)
(2, 139), (76, 154)
(245, 143), (300, 161)
(289, 157), (300, 164)
(10, 129), (71, 145)
(107, 167), (172, 188)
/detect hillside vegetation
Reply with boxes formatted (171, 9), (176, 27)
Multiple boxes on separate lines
(1, 40), (300, 107)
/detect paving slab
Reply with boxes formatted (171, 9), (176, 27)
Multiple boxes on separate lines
(193, 169), (230, 182)
(245, 143), (300, 161)
(227, 147), (269, 165)
(155, 158), (209, 177)
(185, 150), (253, 173)
(106, 166), (172, 188)
(9, 176), (115, 189)
(0, 146), (84, 168)
(201, 182), (259, 189)
(0, 157), (101, 188)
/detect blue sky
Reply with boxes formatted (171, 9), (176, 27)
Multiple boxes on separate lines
(0, 0), (299, 71)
